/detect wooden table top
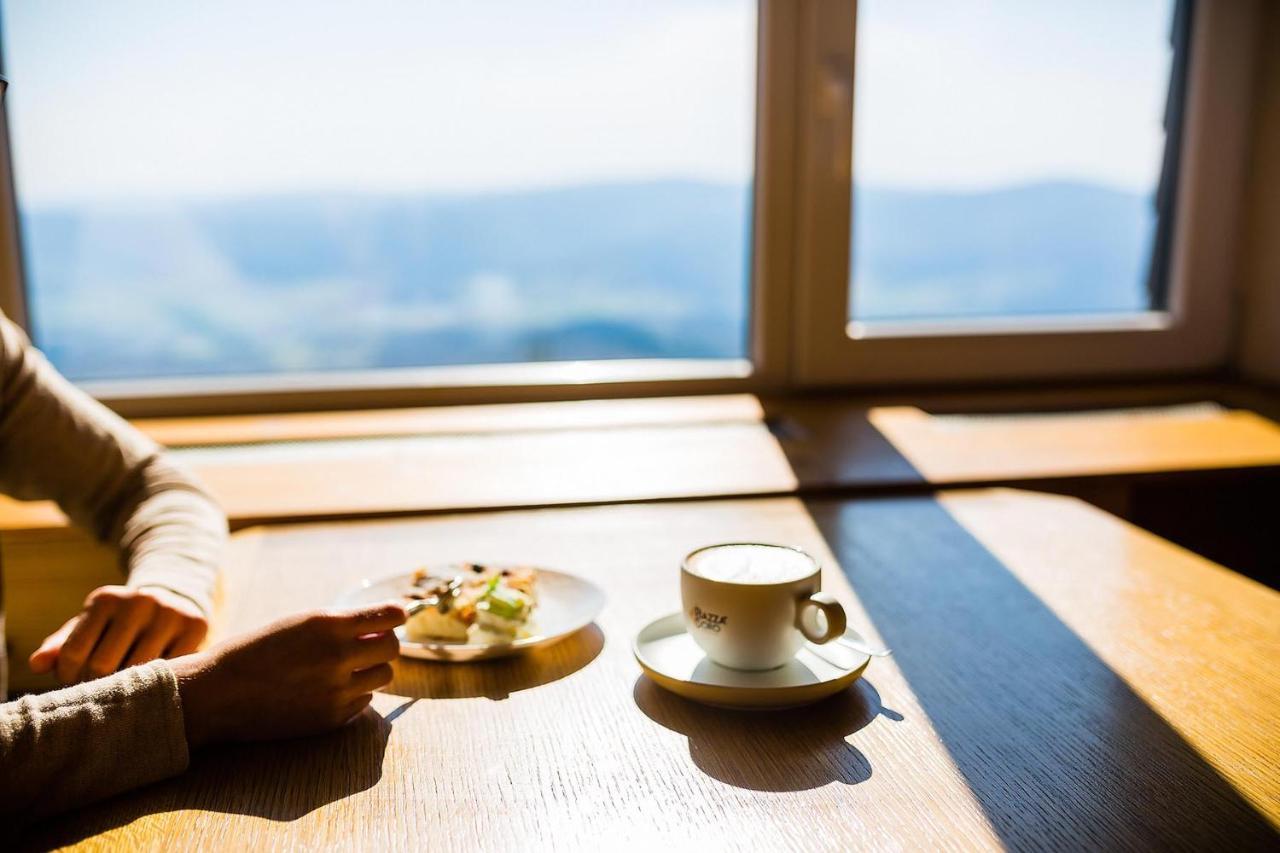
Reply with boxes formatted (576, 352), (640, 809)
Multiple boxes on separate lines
(25, 489), (1280, 850)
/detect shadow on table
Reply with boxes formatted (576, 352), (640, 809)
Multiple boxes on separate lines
(633, 676), (899, 791)
(807, 496), (1280, 849)
(22, 626), (605, 848)
(19, 704), (394, 850)
(384, 623), (605, 701)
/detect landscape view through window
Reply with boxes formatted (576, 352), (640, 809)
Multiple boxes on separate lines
(851, 0), (1179, 323)
(4, 0), (1177, 381)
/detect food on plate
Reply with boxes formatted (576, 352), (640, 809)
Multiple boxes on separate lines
(403, 563), (537, 643)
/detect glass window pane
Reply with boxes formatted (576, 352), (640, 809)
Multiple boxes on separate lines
(851, 0), (1183, 323)
(2, 0), (756, 381)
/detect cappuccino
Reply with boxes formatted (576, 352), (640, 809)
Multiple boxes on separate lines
(685, 543), (814, 585)
(681, 543), (847, 670)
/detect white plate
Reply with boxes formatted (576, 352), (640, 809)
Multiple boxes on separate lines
(634, 612), (870, 710)
(336, 567), (605, 661)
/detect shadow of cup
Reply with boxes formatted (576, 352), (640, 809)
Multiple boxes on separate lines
(633, 675), (895, 792)
(384, 623), (605, 701)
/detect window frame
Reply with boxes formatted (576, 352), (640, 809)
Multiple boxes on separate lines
(0, 93), (25, 331)
(0, 1), (1262, 417)
(790, 0), (1260, 387)
(0, 2), (797, 417)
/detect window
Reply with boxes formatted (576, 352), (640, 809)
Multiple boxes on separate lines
(0, 1), (756, 382)
(791, 0), (1252, 386)
(850, 0), (1183, 325)
(0, 2), (1259, 412)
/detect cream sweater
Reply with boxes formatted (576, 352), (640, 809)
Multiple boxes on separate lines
(0, 312), (227, 821)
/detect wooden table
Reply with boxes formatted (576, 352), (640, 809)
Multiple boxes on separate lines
(22, 489), (1280, 850)
(7, 392), (1280, 697)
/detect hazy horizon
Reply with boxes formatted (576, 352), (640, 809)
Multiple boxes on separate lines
(22, 178), (1158, 380)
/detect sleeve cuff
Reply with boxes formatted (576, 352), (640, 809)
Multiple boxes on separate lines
(0, 660), (191, 821)
(127, 557), (217, 619)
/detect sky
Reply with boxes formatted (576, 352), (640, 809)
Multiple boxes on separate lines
(2, 0), (1173, 205)
(854, 0), (1175, 193)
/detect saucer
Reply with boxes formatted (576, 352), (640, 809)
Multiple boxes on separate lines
(633, 613), (871, 710)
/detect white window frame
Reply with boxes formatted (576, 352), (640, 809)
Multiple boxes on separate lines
(0, 1), (1261, 417)
(790, 0), (1260, 386)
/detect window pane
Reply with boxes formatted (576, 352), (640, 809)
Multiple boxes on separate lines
(851, 0), (1182, 323)
(3, 0), (755, 381)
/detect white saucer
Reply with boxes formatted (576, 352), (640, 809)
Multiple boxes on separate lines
(633, 612), (871, 710)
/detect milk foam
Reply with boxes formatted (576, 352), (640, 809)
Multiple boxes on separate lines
(687, 544), (814, 584)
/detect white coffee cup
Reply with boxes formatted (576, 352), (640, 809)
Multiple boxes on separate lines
(681, 543), (847, 671)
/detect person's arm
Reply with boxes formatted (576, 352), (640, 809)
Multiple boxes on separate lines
(0, 313), (227, 680)
(0, 661), (187, 821)
(1, 604), (405, 823)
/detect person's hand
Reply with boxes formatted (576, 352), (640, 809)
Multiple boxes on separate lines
(169, 603), (406, 748)
(29, 585), (208, 684)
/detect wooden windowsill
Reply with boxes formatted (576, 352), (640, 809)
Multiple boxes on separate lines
(2, 380), (1279, 534)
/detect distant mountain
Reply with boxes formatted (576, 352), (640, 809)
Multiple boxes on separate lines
(853, 182), (1155, 320)
(19, 179), (1154, 381)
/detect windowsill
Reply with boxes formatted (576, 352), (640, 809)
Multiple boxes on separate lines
(2, 379), (1279, 535)
(80, 358), (756, 419)
(848, 311), (1173, 340)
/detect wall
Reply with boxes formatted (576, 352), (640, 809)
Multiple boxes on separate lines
(1236, 1), (1280, 386)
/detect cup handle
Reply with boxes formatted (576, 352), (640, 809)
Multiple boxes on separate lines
(796, 591), (847, 644)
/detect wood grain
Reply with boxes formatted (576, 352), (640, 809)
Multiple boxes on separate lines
(869, 404), (1280, 482)
(22, 491), (1278, 850)
(127, 382), (1280, 450)
(810, 491), (1280, 849)
(9, 392), (1279, 687)
(134, 393), (766, 448)
(0, 418), (801, 533)
(169, 421), (800, 526)
(7, 395), (1280, 536)
(939, 489), (1280, 827)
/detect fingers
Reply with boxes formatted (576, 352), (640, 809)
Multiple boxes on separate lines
(85, 609), (149, 680)
(53, 586), (212, 682)
(56, 595), (117, 683)
(295, 602), (404, 643)
(349, 662), (394, 693)
(165, 620), (209, 657)
(29, 615), (80, 674)
(341, 602), (407, 636)
(349, 630), (401, 670)
(124, 611), (182, 668)
(340, 693), (374, 726)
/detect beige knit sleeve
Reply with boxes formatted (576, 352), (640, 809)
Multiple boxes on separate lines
(0, 313), (226, 615)
(0, 660), (189, 823)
